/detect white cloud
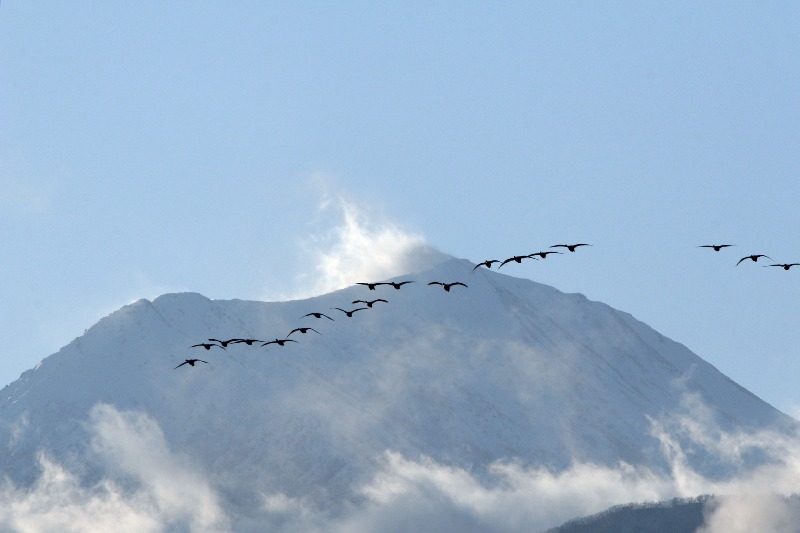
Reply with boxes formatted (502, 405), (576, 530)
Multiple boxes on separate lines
(0, 404), (230, 533)
(3, 396), (800, 532)
(271, 188), (448, 300)
(331, 452), (677, 533)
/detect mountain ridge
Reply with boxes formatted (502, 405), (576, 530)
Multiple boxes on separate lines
(0, 257), (795, 529)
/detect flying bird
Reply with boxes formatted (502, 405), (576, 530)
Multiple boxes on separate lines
(262, 338), (298, 347)
(333, 307), (369, 317)
(174, 359), (208, 369)
(357, 282), (384, 290)
(499, 255), (536, 268)
(499, 255), (529, 268)
(384, 281), (414, 290)
(766, 263), (800, 270)
(737, 254), (772, 266)
(530, 251), (562, 259)
(228, 338), (263, 346)
(352, 299), (388, 308)
(550, 244), (591, 252)
(472, 260), (501, 271)
(207, 338), (238, 348)
(190, 342), (225, 351)
(427, 281), (468, 292)
(699, 244), (735, 251)
(301, 312), (334, 321)
(288, 327), (320, 336)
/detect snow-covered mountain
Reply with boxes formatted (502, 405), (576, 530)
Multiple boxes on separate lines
(1, 257), (796, 531)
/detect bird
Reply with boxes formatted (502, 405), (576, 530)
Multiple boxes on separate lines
(207, 338), (238, 348)
(357, 282), (384, 290)
(228, 338), (263, 346)
(288, 327), (320, 336)
(174, 359), (208, 369)
(428, 281), (468, 292)
(301, 312), (334, 321)
(499, 255), (536, 268)
(384, 281), (414, 290)
(699, 244), (735, 251)
(261, 338), (298, 347)
(765, 263), (800, 270)
(737, 254), (772, 265)
(472, 260), (501, 271)
(332, 307), (369, 317)
(551, 244), (591, 252)
(352, 299), (388, 308)
(530, 251), (562, 259)
(190, 342), (225, 351)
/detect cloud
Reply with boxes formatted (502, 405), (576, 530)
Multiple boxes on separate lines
(330, 452), (677, 533)
(272, 189), (448, 300)
(3, 395), (800, 532)
(0, 404), (230, 533)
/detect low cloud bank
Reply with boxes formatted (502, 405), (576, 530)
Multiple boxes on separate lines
(0, 405), (230, 533)
(3, 396), (800, 532)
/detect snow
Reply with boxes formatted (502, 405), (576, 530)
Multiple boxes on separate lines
(0, 257), (795, 529)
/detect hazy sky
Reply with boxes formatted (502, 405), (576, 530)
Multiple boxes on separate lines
(2, 2), (799, 413)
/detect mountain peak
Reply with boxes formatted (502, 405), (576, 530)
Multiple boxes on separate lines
(0, 261), (795, 529)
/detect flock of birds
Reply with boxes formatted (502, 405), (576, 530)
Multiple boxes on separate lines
(174, 242), (796, 369)
(699, 244), (799, 269)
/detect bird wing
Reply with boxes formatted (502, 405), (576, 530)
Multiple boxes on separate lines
(174, 361), (189, 369)
(428, 282), (443, 286)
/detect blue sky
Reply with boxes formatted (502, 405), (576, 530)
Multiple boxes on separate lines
(2, 2), (799, 413)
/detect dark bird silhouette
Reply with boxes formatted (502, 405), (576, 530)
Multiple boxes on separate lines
(530, 251), (562, 259)
(472, 260), (500, 271)
(228, 338), (263, 346)
(333, 307), (369, 317)
(384, 281), (414, 290)
(551, 244), (591, 252)
(352, 299), (388, 308)
(499, 255), (536, 268)
(208, 338), (238, 348)
(301, 312), (334, 321)
(357, 282), (384, 290)
(766, 263), (800, 270)
(190, 342), (225, 351)
(737, 254), (772, 266)
(261, 338), (298, 347)
(428, 281), (468, 292)
(288, 327), (320, 336)
(174, 359), (208, 369)
(699, 244), (735, 251)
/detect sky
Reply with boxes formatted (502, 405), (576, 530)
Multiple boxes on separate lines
(1, 1), (799, 417)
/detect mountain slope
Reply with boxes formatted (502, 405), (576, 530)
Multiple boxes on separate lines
(0, 257), (795, 526)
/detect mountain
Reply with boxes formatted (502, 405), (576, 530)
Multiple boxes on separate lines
(0, 257), (796, 531)
(546, 496), (709, 533)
